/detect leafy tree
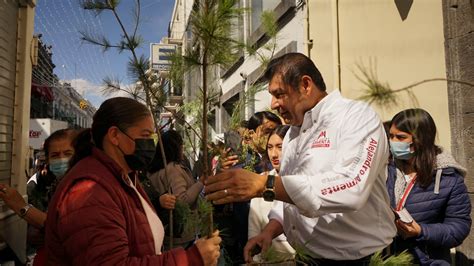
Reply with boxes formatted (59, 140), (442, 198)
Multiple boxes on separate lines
(79, 0), (177, 247)
(355, 60), (474, 108)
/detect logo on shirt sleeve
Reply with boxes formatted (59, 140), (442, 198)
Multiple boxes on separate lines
(311, 130), (331, 148)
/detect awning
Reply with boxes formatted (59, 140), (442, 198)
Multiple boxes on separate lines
(31, 83), (54, 102)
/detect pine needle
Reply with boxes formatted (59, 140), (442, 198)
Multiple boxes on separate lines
(369, 250), (414, 266)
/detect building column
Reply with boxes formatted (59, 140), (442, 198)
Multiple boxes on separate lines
(442, 0), (474, 263)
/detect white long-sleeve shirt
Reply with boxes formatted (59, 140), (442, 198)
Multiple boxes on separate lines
(269, 91), (396, 260)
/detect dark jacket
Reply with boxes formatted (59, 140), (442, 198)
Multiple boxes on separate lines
(45, 147), (203, 266)
(387, 152), (471, 265)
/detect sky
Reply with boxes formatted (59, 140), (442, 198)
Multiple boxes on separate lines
(34, 0), (175, 108)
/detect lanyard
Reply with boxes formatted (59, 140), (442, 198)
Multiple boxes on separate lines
(396, 177), (416, 211)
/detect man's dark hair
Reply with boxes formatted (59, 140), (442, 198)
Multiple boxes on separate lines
(264, 52), (326, 91)
(247, 111), (282, 131)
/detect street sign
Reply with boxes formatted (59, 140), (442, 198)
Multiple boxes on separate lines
(150, 43), (177, 72)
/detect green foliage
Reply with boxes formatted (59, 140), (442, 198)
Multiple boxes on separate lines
(181, 197), (215, 237)
(80, 0), (165, 113)
(187, 0), (244, 68)
(291, 242), (313, 264)
(259, 246), (294, 264)
(227, 10), (279, 132)
(246, 10), (278, 70)
(81, 0), (119, 13)
(127, 54), (148, 81)
(238, 142), (259, 172)
(356, 59), (474, 110)
(169, 51), (185, 95)
(173, 200), (191, 234)
(369, 250), (413, 265)
(228, 84), (267, 130)
(354, 61), (400, 109)
(102, 76), (144, 100)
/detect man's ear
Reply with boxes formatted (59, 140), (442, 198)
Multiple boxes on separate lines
(301, 75), (313, 95)
(107, 126), (120, 146)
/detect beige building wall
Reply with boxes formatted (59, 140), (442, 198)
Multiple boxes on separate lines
(0, 0), (36, 263)
(308, 0), (451, 151)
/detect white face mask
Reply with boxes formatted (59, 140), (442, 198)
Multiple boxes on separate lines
(389, 141), (414, 160)
(49, 157), (70, 177)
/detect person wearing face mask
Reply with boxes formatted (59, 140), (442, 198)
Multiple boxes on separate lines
(0, 128), (77, 266)
(248, 125), (294, 262)
(44, 97), (221, 266)
(386, 108), (471, 265)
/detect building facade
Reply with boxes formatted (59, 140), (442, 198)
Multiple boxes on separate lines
(307, 0), (472, 263)
(0, 0), (36, 263)
(168, 0), (305, 139)
(53, 83), (95, 129)
(30, 37), (95, 129)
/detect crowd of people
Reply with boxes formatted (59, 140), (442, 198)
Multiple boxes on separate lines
(0, 52), (471, 266)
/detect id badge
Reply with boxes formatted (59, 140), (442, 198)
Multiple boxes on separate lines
(396, 207), (414, 223)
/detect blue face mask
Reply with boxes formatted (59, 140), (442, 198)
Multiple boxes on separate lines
(389, 141), (414, 160)
(49, 158), (70, 177)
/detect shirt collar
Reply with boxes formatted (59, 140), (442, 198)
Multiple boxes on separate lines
(304, 90), (341, 128)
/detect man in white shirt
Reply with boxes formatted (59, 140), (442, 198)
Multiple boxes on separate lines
(205, 53), (396, 264)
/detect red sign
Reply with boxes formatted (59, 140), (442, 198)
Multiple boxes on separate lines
(29, 130), (42, 138)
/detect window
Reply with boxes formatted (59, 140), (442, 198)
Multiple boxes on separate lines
(250, 0), (280, 33)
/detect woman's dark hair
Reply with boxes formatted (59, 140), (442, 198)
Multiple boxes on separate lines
(70, 97), (151, 167)
(264, 52), (326, 92)
(247, 111), (282, 131)
(268, 125), (290, 145)
(43, 128), (77, 160)
(390, 108), (442, 188)
(148, 129), (183, 174)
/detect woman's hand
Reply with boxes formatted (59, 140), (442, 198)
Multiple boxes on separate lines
(0, 184), (27, 214)
(219, 148), (239, 169)
(220, 155), (239, 169)
(194, 230), (221, 266)
(396, 219), (422, 239)
(159, 193), (176, 210)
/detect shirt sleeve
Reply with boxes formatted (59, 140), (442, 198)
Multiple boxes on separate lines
(268, 200), (284, 226)
(248, 199), (261, 239)
(281, 103), (389, 218)
(168, 163), (204, 205)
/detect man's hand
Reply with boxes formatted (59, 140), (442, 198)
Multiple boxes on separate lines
(243, 231), (273, 263)
(204, 169), (266, 204)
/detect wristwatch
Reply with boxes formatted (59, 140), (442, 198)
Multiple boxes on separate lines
(262, 174), (276, 202)
(19, 204), (33, 218)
